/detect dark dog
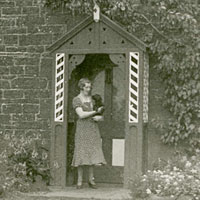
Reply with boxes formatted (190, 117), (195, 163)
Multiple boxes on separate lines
(92, 94), (105, 115)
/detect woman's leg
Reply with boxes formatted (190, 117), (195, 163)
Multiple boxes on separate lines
(88, 165), (95, 184)
(77, 166), (83, 185)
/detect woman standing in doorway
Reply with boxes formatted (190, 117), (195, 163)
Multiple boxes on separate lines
(72, 78), (106, 189)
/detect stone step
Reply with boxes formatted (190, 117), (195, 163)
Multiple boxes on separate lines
(19, 185), (132, 200)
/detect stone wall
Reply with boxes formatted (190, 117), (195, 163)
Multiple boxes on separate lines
(0, 0), (49, 149)
(0, 0), (83, 149)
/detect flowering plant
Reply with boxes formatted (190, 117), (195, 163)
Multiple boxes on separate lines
(0, 131), (50, 195)
(131, 149), (200, 200)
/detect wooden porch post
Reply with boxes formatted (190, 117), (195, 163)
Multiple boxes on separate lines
(124, 51), (145, 188)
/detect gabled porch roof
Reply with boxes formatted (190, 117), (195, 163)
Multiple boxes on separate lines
(48, 13), (147, 52)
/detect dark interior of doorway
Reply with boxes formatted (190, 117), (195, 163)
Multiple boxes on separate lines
(66, 54), (116, 185)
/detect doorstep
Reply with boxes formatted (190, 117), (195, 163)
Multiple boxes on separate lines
(20, 184), (132, 200)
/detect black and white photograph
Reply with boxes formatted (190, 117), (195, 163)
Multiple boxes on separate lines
(0, 0), (199, 199)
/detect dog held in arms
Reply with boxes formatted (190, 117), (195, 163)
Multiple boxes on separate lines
(92, 94), (105, 115)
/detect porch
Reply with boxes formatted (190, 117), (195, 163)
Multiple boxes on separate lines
(49, 13), (149, 189)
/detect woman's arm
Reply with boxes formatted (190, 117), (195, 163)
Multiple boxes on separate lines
(75, 107), (97, 119)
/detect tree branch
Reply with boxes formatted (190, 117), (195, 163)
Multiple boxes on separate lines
(140, 14), (185, 47)
(140, 14), (169, 40)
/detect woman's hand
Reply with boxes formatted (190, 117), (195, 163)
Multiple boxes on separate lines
(75, 107), (97, 119)
(92, 115), (104, 121)
(97, 106), (104, 114)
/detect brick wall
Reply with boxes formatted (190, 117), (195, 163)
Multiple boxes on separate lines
(0, 0), (74, 147)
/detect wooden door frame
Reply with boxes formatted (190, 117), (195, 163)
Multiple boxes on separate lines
(51, 48), (145, 188)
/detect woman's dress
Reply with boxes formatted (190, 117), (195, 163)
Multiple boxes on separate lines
(71, 95), (107, 167)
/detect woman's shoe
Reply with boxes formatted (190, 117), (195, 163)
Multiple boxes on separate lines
(88, 181), (98, 189)
(76, 183), (83, 189)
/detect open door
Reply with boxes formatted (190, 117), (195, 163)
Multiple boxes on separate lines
(94, 54), (126, 184)
(67, 54), (126, 185)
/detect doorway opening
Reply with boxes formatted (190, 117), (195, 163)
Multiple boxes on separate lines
(66, 54), (126, 185)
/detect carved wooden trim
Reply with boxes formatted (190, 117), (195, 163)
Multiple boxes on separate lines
(143, 53), (149, 123)
(109, 54), (125, 65)
(68, 54), (86, 77)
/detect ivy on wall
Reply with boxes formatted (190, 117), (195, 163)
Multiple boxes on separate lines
(45, 0), (200, 150)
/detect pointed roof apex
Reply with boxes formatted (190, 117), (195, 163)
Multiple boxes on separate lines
(93, 2), (100, 22)
(47, 13), (147, 52)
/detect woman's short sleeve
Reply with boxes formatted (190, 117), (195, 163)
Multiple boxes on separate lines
(72, 97), (82, 109)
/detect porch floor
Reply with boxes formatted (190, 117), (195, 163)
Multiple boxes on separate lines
(21, 185), (132, 200)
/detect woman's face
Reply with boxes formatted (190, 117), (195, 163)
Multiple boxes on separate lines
(82, 82), (92, 96)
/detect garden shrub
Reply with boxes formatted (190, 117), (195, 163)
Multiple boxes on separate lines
(0, 131), (51, 195)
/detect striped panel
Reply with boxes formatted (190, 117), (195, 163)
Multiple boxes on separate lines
(55, 53), (65, 122)
(129, 52), (139, 123)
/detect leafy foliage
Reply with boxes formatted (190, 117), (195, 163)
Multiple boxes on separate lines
(44, 0), (200, 149)
(131, 149), (200, 199)
(0, 131), (51, 195)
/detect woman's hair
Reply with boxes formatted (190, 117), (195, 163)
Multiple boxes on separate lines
(78, 78), (92, 90)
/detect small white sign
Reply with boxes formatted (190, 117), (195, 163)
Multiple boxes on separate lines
(112, 139), (125, 166)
